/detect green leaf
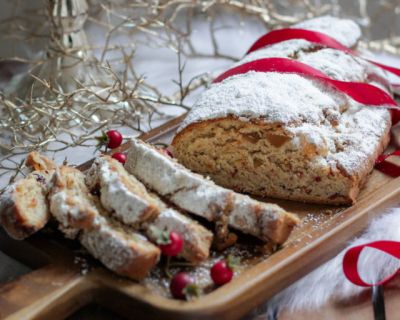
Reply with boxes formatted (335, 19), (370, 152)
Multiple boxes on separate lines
(227, 254), (240, 271)
(149, 225), (171, 245)
(183, 283), (201, 300)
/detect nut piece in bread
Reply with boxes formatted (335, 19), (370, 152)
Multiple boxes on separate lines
(26, 151), (57, 171)
(0, 170), (53, 240)
(125, 139), (299, 244)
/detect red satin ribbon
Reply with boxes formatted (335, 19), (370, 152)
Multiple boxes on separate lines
(376, 150), (400, 164)
(246, 28), (400, 78)
(213, 58), (399, 117)
(375, 150), (400, 177)
(213, 57), (400, 176)
(343, 241), (400, 287)
(244, 27), (400, 176)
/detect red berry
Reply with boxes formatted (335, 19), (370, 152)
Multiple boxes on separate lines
(159, 231), (183, 256)
(112, 152), (127, 164)
(210, 260), (234, 286)
(106, 130), (123, 149)
(164, 148), (173, 157)
(170, 272), (193, 299)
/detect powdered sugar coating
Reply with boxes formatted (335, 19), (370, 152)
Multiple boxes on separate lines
(239, 45), (390, 92)
(180, 71), (345, 127)
(49, 168), (97, 238)
(50, 191), (83, 239)
(293, 15), (361, 47)
(126, 140), (232, 221)
(298, 49), (367, 82)
(230, 194), (280, 238)
(239, 46), (368, 82)
(86, 157), (157, 226)
(245, 39), (316, 61)
(81, 215), (131, 271)
(80, 214), (159, 275)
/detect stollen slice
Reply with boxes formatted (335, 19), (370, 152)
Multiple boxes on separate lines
(125, 139), (299, 245)
(85, 156), (160, 227)
(0, 169), (54, 240)
(0, 152), (57, 240)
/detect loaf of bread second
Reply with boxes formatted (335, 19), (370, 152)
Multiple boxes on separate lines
(50, 166), (99, 237)
(171, 16), (392, 205)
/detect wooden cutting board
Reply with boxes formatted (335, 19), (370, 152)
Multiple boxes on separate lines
(0, 114), (399, 320)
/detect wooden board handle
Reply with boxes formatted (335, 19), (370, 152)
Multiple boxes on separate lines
(0, 263), (97, 319)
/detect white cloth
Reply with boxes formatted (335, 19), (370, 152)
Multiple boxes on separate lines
(266, 208), (400, 316)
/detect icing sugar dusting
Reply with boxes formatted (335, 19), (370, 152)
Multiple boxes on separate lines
(293, 15), (362, 47)
(297, 49), (366, 82)
(239, 39), (315, 62)
(180, 71), (343, 127)
(239, 41), (388, 88)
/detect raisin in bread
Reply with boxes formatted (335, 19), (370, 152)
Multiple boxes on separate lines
(86, 156), (213, 263)
(171, 16), (392, 205)
(50, 165), (160, 279)
(125, 139), (299, 245)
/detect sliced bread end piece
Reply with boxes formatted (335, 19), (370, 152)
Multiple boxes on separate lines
(230, 195), (299, 244)
(0, 170), (53, 240)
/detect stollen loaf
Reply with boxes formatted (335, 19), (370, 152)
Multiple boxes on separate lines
(172, 16), (393, 205)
